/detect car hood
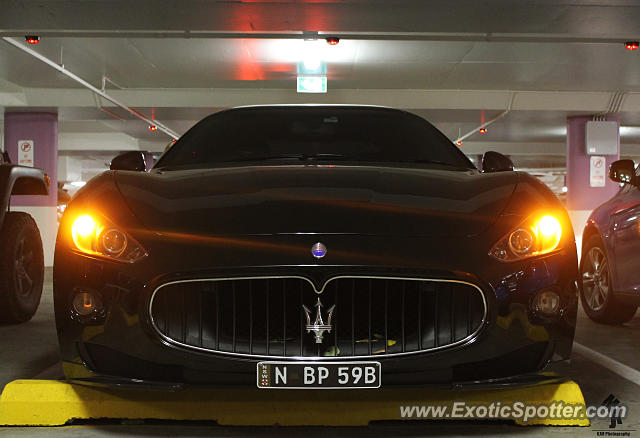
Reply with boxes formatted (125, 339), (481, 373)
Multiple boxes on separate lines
(114, 165), (518, 237)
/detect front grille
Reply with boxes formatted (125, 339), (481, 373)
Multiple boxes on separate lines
(150, 277), (486, 359)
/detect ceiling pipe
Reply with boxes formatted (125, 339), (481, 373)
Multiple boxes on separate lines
(1, 37), (179, 140)
(592, 91), (626, 121)
(454, 93), (516, 144)
(454, 110), (509, 144)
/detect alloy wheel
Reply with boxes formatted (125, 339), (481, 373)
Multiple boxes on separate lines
(581, 247), (609, 312)
(14, 236), (35, 298)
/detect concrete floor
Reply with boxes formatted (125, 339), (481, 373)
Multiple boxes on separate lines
(1, 268), (639, 437)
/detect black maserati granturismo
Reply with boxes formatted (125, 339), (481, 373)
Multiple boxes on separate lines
(54, 105), (578, 389)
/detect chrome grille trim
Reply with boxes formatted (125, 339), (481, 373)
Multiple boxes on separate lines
(149, 276), (488, 360)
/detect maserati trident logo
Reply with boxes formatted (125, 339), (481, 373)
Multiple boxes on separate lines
(302, 297), (335, 344)
(311, 242), (327, 258)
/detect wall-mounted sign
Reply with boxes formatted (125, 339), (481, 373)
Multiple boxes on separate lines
(590, 155), (606, 187)
(586, 121), (618, 155)
(18, 140), (34, 167)
(297, 76), (327, 93)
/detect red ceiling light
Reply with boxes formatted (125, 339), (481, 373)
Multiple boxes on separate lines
(625, 41), (639, 51)
(479, 127), (487, 134)
(25, 35), (40, 44)
(148, 125), (157, 131)
(325, 37), (340, 46)
(456, 140), (462, 146)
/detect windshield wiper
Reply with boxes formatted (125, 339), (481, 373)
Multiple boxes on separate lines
(159, 156), (465, 169)
(299, 153), (352, 160)
(394, 159), (464, 167)
(222, 153), (352, 163)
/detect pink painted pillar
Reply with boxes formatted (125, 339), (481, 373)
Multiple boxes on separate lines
(4, 112), (58, 265)
(4, 112), (58, 206)
(566, 115), (620, 246)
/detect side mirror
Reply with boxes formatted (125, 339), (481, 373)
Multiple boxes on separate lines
(609, 159), (635, 185)
(482, 151), (514, 173)
(110, 151), (147, 172)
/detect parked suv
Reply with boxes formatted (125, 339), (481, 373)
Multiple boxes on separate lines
(580, 159), (640, 324)
(0, 151), (49, 323)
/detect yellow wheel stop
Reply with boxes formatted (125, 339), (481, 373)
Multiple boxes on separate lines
(0, 379), (590, 427)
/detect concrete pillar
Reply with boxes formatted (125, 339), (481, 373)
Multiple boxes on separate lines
(58, 156), (83, 183)
(566, 115), (620, 247)
(4, 112), (58, 266)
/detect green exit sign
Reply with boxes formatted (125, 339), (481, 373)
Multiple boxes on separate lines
(297, 76), (327, 93)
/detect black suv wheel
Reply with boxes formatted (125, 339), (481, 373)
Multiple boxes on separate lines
(0, 212), (45, 323)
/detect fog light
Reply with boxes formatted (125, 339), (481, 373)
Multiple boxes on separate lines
(72, 292), (102, 317)
(533, 290), (561, 316)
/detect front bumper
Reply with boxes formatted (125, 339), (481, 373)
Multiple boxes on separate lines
(53, 233), (578, 388)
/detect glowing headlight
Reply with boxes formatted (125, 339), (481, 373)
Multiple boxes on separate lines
(70, 214), (147, 262)
(489, 214), (563, 262)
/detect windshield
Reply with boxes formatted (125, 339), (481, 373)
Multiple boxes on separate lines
(155, 106), (474, 170)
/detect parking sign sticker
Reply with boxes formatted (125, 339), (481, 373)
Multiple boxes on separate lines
(590, 156), (606, 187)
(18, 140), (34, 167)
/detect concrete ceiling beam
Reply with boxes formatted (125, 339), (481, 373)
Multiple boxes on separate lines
(461, 142), (640, 157)
(0, 91), (26, 106)
(59, 132), (141, 151)
(7, 88), (640, 113)
(0, 31), (637, 45)
(461, 142), (567, 156)
(2, 0), (640, 40)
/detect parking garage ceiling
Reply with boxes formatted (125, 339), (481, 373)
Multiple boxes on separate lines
(1, 0), (640, 173)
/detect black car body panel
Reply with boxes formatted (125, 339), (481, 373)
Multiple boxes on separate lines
(114, 165), (517, 237)
(53, 106), (578, 388)
(0, 164), (49, 229)
(583, 177), (640, 304)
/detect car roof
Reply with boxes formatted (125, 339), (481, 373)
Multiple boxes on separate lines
(221, 104), (411, 117)
(232, 104), (395, 110)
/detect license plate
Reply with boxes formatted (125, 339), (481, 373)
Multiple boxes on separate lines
(257, 361), (381, 389)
